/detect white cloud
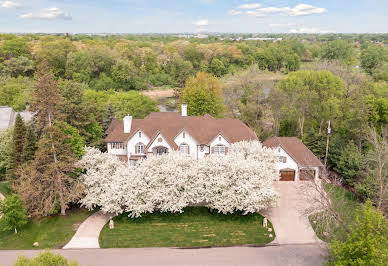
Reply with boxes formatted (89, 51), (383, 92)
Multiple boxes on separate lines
(0, 1), (21, 8)
(242, 3), (327, 17)
(194, 19), (209, 26)
(228, 10), (243, 15)
(237, 3), (262, 9)
(289, 27), (332, 34)
(20, 7), (72, 20)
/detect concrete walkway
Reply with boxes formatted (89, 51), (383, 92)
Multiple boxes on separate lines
(0, 192), (5, 201)
(63, 211), (112, 249)
(0, 244), (326, 266)
(262, 182), (322, 245)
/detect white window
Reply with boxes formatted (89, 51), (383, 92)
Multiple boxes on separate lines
(135, 143), (145, 154)
(214, 144), (226, 155)
(279, 156), (287, 163)
(180, 143), (189, 154)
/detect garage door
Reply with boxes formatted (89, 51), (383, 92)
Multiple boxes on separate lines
(280, 170), (295, 181)
(299, 170), (315, 181)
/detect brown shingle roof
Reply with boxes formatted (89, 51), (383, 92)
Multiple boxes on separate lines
(263, 137), (324, 167)
(105, 112), (258, 148)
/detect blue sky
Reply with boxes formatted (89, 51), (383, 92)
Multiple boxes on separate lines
(0, 0), (387, 33)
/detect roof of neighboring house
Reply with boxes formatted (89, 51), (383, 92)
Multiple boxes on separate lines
(105, 112), (258, 148)
(263, 137), (324, 168)
(0, 106), (16, 131)
(0, 106), (34, 131)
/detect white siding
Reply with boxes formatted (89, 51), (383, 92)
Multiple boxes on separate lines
(197, 145), (210, 159)
(127, 130), (150, 155)
(210, 134), (230, 155)
(275, 146), (299, 180)
(174, 130), (198, 158)
(106, 143), (127, 156)
(147, 133), (172, 153)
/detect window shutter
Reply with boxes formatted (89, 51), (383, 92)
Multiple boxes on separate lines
(283, 156), (287, 163)
(225, 147), (229, 155)
(211, 147), (214, 154)
(187, 145), (190, 154)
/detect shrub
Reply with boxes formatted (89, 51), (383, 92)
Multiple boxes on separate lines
(14, 250), (78, 266)
(0, 194), (27, 233)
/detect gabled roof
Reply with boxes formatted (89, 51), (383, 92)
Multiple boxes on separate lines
(105, 112), (258, 147)
(263, 137), (324, 168)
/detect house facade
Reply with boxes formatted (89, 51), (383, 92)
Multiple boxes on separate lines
(263, 137), (324, 181)
(0, 106), (34, 131)
(105, 104), (258, 165)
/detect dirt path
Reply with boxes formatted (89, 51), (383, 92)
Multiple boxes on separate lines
(142, 89), (175, 99)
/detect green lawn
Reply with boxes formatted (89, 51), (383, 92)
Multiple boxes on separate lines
(0, 181), (11, 197)
(99, 207), (274, 248)
(0, 208), (93, 250)
(309, 184), (361, 242)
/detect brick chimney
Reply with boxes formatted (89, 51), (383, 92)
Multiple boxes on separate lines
(181, 104), (187, 117)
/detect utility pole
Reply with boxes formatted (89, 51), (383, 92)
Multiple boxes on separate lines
(324, 120), (331, 168)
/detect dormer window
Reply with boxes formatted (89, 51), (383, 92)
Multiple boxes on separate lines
(135, 143), (145, 154)
(139, 131), (142, 138)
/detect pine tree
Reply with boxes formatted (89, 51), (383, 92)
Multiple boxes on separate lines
(22, 124), (37, 162)
(11, 114), (25, 177)
(14, 62), (83, 217)
(103, 103), (115, 133)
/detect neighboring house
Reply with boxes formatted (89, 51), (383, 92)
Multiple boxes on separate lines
(105, 104), (258, 165)
(0, 106), (34, 132)
(263, 137), (324, 181)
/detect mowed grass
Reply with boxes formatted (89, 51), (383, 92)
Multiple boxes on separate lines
(0, 208), (93, 250)
(309, 184), (360, 242)
(99, 207), (274, 248)
(0, 181), (11, 197)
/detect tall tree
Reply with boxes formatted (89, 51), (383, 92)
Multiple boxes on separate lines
(22, 124), (37, 162)
(103, 103), (115, 133)
(14, 62), (83, 216)
(11, 114), (25, 177)
(180, 72), (225, 117)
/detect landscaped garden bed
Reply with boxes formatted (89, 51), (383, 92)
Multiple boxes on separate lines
(0, 208), (93, 249)
(99, 207), (275, 248)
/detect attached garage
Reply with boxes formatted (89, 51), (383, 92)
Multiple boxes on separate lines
(280, 169), (296, 181)
(299, 169), (316, 181)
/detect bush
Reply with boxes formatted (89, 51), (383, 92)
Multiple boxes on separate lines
(334, 141), (364, 186)
(14, 250), (78, 266)
(327, 200), (388, 266)
(0, 194), (27, 233)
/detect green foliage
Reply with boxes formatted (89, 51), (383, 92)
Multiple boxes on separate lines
(0, 56), (34, 77)
(0, 128), (13, 180)
(103, 103), (115, 132)
(334, 141), (364, 186)
(360, 45), (386, 74)
(11, 114), (26, 176)
(58, 122), (85, 158)
(0, 38), (30, 60)
(14, 250), (78, 266)
(256, 46), (300, 72)
(180, 72), (225, 117)
(22, 124), (37, 162)
(110, 91), (159, 119)
(321, 40), (355, 64)
(0, 76), (33, 111)
(0, 194), (27, 233)
(327, 200), (388, 266)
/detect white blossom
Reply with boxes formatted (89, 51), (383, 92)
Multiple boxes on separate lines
(79, 141), (279, 217)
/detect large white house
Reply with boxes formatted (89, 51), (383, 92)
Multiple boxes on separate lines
(105, 104), (258, 165)
(263, 137), (324, 181)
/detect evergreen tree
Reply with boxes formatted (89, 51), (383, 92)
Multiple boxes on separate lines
(14, 62), (83, 217)
(22, 124), (37, 162)
(11, 113), (25, 176)
(0, 194), (27, 233)
(103, 103), (115, 133)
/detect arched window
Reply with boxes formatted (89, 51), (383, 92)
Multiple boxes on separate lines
(214, 144), (226, 155)
(135, 143), (145, 154)
(179, 143), (189, 154)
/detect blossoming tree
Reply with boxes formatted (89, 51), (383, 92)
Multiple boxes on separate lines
(79, 141), (279, 217)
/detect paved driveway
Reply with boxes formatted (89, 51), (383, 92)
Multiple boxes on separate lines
(262, 182), (322, 245)
(0, 244), (326, 266)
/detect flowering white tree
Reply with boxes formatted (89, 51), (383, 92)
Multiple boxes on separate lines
(79, 141), (279, 217)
